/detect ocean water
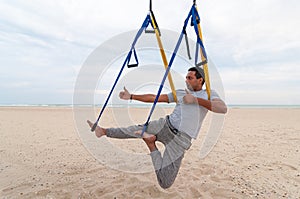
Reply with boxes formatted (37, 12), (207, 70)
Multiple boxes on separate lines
(0, 104), (300, 109)
(228, 104), (300, 109)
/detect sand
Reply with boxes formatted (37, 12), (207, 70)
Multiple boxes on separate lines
(0, 107), (299, 198)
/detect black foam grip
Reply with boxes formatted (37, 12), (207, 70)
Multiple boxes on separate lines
(91, 122), (98, 132)
(145, 29), (155, 34)
(127, 63), (138, 68)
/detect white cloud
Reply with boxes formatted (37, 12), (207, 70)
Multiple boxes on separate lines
(0, 0), (299, 105)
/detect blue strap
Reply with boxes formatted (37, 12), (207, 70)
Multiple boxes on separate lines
(127, 14), (152, 67)
(191, 7), (207, 65)
(141, 4), (208, 137)
(140, 11), (191, 137)
(92, 14), (153, 129)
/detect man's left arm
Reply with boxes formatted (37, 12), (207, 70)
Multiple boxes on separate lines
(196, 98), (227, 114)
(183, 89), (227, 114)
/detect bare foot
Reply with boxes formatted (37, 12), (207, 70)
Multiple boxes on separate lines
(135, 130), (157, 152)
(87, 120), (106, 138)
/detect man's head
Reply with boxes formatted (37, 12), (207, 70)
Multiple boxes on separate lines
(186, 66), (205, 91)
(188, 67), (205, 82)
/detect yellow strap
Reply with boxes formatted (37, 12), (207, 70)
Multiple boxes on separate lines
(150, 15), (178, 103)
(196, 13), (211, 100)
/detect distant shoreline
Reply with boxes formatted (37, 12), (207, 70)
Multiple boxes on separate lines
(0, 104), (299, 109)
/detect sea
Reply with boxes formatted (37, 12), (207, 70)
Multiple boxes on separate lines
(0, 104), (299, 109)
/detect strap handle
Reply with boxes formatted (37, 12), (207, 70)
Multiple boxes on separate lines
(145, 11), (161, 36)
(196, 59), (208, 67)
(144, 29), (155, 34)
(127, 48), (139, 68)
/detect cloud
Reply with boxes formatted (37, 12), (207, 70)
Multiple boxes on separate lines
(201, 0), (300, 64)
(0, 0), (299, 105)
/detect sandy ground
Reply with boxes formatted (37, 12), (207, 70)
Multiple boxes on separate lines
(0, 107), (299, 198)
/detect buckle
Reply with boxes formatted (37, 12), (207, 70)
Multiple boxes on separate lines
(166, 116), (179, 135)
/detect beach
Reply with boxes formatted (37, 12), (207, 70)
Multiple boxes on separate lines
(0, 107), (299, 198)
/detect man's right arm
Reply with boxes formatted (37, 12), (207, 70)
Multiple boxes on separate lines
(131, 94), (169, 103)
(119, 87), (169, 103)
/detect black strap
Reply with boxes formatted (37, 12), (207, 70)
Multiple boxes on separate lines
(196, 59), (208, 67)
(184, 29), (192, 60)
(145, 11), (161, 36)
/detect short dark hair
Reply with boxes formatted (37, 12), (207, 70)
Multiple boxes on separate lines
(188, 67), (205, 85)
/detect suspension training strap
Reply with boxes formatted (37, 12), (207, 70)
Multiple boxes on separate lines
(193, 4), (211, 99)
(149, 13), (177, 103)
(141, 1), (211, 135)
(91, 14), (154, 131)
(140, 12), (191, 137)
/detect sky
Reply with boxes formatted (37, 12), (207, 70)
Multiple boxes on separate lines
(0, 0), (299, 105)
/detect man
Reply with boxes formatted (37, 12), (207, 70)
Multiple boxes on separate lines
(87, 66), (227, 189)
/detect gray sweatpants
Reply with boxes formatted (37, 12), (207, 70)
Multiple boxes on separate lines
(106, 117), (192, 189)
